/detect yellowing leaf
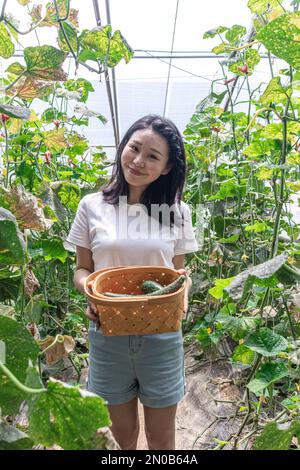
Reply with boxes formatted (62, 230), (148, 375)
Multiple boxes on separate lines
(39, 335), (75, 365)
(248, 0), (280, 14)
(255, 167), (273, 180)
(29, 110), (39, 121)
(33, 128), (68, 152)
(0, 185), (52, 231)
(24, 270), (40, 297)
(8, 118), (23, 135)
(24, 45), (67, 81)
(287, 153), (300, 165)
(0, 23), (15, 59)
(7, 77), (53, 100)
(287, 181), (300, 191)
(30, 2), (79, 28)
(245, 222), (269, 232)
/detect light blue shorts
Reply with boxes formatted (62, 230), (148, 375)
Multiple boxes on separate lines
(87, 325), (185, 408)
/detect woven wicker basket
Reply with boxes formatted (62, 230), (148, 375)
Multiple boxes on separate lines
(84, 266), (186, 336)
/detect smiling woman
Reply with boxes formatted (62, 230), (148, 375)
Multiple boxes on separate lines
(101, 114), (187, 222)
(67, 114), (199, 450)
(121, 128), (172, 204)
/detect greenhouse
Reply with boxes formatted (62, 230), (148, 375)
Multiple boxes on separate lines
(0, 0), (300, 453)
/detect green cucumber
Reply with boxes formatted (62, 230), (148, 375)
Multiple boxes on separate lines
(145, 275), (186, 296)
(141, 280), (163, 294)
(102, 275), (186, 298)
(102, 292), (136, 297)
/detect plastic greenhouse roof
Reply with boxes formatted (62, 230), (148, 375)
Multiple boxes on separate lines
(0, 0), (288, 160)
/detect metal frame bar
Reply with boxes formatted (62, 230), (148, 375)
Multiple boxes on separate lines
(92, 0), (120, 146)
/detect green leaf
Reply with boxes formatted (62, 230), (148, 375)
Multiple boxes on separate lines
(216, 314), (259, 340)
(64, 78), (94, 103)
(24, 295), (46, 324)
(0, 208), (26, 266)
(0, 315), (40, 415)
(56, 183), (80, 212)
(0, 24), (15, 59)
(256, 12), (300, 70)
(28, 379), (110, 450)
(209, 277), (235, 299)
(224, 253), (288, 301)
(78, 49), (99, 62)
(24, 45), (67, 81)
(259, 76), (291, 106)
(0, 276), (21, 302)
(208, 180), (246, 201)
(66, 133), (89, 157)
(195, 327), (213, 349)
(259, 122), (300, 140)
(245, 327), (289, 357)
(0, 104), (30, 120)
(255, 166), (274, 180)
(281, 395), (300, 410)
(219, 234), (240, 243)
(212, 43), (233, 55)
(79, 26), (133, 67)
(203, 26), (228, 39)
(243, 139), (276, 157)
(245, 222), (269, 233)
(247, 362), (289, 394)
(247, 0), (281, 14)
(58, 21), (79, 53)
(0, 421), (33, 450)
(229, 49), (260, 76)
(41, 108), (67, 123)
(253, 420), (300, 450)
(231, 344), (255, 365)
(37, 236), (68, 263)
(225, 25), (247, 44)
(6, 62), (26, 77)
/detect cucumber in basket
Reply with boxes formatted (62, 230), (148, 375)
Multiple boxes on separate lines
(140, 280), (163, 294)
(102, 275), (186, 298)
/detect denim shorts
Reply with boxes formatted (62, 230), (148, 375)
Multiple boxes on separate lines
(87, 324), (185, 408)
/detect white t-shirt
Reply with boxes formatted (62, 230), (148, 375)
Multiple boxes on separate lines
(66, 191), (199, 270)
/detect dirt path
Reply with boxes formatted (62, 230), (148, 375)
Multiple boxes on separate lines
(136, 339), (242, 450)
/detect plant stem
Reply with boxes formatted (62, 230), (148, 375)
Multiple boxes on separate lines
(4, 17), (45, 35)
(0, 0), (7, 20)
(0, 360), (46, 395)
(232, 40), (259, 52)
(39, 334), (65, 355)
(4, 70), (27, 92)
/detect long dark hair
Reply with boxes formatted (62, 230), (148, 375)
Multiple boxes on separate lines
(100, 114), (186, 227)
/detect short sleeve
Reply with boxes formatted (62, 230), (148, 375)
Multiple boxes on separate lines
(66, 196), (90, 249)
(174, 203), (199, 256)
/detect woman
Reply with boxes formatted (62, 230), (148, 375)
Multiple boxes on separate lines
(66, 114), (199, 450)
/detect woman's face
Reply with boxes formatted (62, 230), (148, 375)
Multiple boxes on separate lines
(121, 129), (172, 192)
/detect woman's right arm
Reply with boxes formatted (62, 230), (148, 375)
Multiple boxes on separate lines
(74, 246), (98, 322)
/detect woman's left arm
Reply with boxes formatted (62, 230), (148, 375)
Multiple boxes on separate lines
(173, 254), (192, 313)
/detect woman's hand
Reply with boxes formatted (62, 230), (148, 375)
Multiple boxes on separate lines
(86, 301), (99, 323)
(176, 269), (192, 314)
(86, 280), (99, 324)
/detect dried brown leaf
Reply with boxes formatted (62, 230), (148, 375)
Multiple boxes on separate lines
(39, 335), (76, 365)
